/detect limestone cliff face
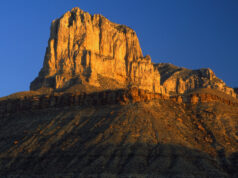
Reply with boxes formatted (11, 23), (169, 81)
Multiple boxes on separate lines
(30, 7), (161, 93)
(156, 63), (237, 97)
(30, 7), (236, 98)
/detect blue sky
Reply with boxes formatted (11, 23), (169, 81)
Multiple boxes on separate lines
(0, 0), (238, 97)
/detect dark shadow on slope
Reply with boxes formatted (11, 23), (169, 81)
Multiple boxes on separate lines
(0, 102), (237, 178)
(0, 143), (235, 178)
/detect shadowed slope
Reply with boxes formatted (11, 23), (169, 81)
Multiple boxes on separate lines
(0, 99), (237, 177)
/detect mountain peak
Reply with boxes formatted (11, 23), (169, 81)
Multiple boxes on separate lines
(30, 7), (237, 98)
(30, 7), (159, 92)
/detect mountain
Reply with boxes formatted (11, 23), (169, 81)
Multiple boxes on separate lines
(0, 7), (238, 178)
(156, 63), (237, 97)
(30, 7), (162, 94)
(30, 7), (237, 98)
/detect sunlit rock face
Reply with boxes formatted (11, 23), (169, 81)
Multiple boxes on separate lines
(30, 7), (162, 93)
(30, 7), (237, 98)
(155, 63), (237, 98)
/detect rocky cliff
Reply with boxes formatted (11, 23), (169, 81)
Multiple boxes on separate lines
(155, 63), (237, 97)
(1, 88), (238, 118)
(30, 7), (161, 93)
(30, 7), (237, 99)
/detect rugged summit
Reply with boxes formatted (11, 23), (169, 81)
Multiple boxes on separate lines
(30, 7), (237, 98)
(30, 7), (161, 93)
(156, 63), (237, 97)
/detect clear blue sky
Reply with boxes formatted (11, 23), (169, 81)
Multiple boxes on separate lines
(0, 0), (238, 97)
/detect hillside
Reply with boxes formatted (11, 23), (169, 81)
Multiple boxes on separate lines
(0, 97), (238, 177)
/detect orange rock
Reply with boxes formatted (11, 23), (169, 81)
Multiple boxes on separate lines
(190, 95), (199, 104)
(14, 140), (19, 145)
(30, 8), (161, 93)
(177, 118), (183, 123)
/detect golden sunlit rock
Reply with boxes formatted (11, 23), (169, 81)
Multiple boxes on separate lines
(30, 7), (162, 93)
(30, 7), (237, 99)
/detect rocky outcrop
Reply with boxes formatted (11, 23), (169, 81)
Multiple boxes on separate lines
(155, 63), (237, 97)
(30, 7), (236, 99)
(30, 7), (161, 93)
(1, 88), (237, 117)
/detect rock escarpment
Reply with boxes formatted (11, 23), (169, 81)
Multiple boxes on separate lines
(30, 7), (237, 99)
(1, 88), (238, 118)
(156, 63), (237, 97)
(31, 7), (161, 93)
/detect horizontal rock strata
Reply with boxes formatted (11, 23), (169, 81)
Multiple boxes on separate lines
(1, 88), (237, 117)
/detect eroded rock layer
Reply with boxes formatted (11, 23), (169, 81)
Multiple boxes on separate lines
(1, 88), (238, 118)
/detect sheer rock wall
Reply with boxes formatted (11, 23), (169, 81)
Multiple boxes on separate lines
(30, 7), (162, 93)
(30, 7), (237, 98)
